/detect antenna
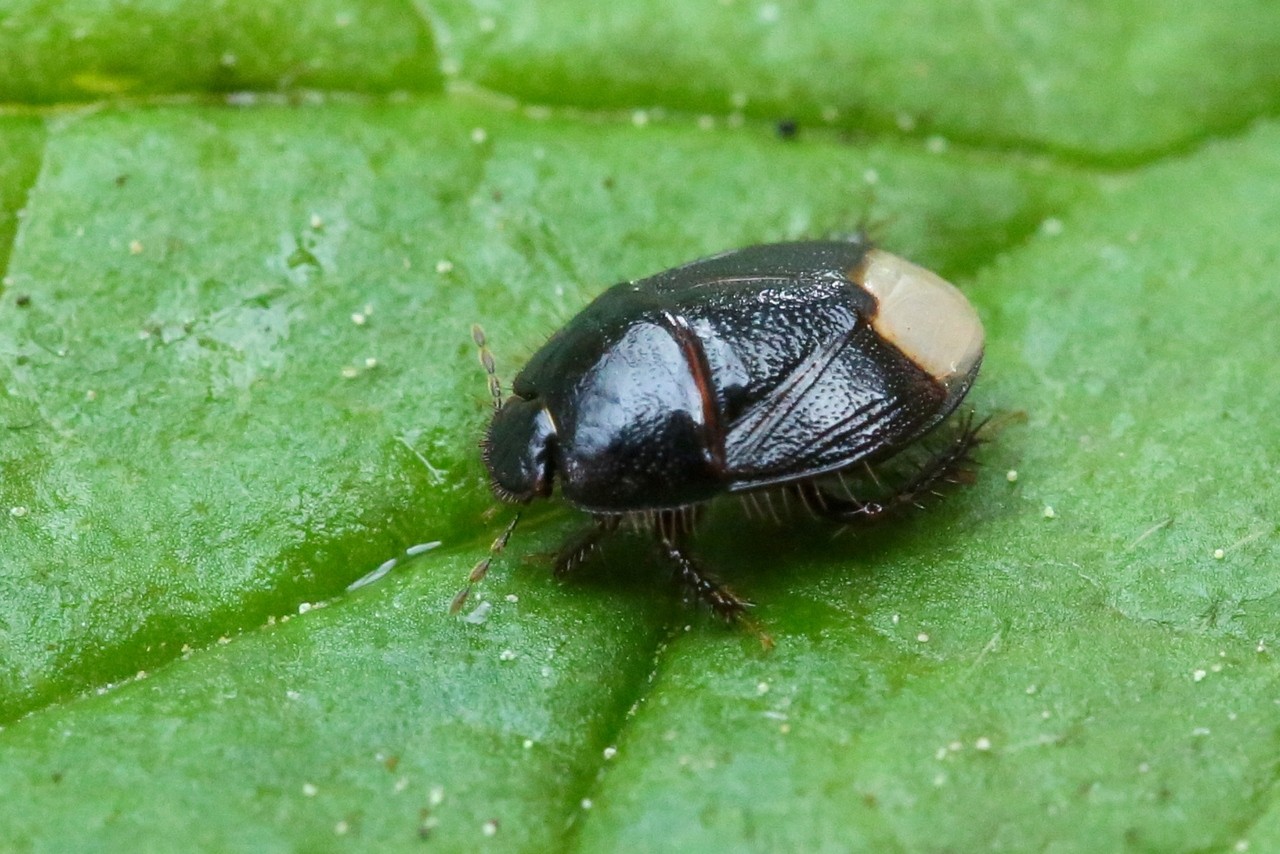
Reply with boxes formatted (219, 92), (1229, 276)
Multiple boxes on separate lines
(472, 324), (504, 412)
(449, 511), (523, 614)
(454, 323), (520, 614)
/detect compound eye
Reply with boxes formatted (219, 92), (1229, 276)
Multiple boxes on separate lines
(511, 373), (540, 403)
(484, 400), (557, 502)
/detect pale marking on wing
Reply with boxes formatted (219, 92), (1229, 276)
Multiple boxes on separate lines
(852, 250), (984, 387)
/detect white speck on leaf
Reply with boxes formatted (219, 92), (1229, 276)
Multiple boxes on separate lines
(463, 601), (492, 624)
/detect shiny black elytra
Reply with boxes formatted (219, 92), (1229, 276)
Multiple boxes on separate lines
(454, 238), (986, 625)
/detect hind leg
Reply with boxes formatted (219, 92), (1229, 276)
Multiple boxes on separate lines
(802, 413), (988, 525)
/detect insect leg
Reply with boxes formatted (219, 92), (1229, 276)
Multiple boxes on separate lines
(816, 412), (989, 525)
(658, 536), (751, 623)
(553, 515), (620, 578)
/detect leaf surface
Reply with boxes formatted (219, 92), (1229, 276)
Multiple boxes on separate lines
(0, 3), (1277, 852)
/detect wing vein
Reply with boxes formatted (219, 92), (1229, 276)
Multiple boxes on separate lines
(730, 325), (858, 459)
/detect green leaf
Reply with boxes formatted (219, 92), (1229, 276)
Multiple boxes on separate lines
(0, 0), (440, 101)
(1, 3), (1277, 852)
(421, 0), (1280, 162)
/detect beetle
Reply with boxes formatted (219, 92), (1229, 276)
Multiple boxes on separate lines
(453, 238), (986, 623)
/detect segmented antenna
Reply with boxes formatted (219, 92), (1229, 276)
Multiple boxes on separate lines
(449, 511), (523, 614)
(472, 324), (504, 412)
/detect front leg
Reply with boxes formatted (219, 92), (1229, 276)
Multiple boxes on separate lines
(553, 515), (619, 578)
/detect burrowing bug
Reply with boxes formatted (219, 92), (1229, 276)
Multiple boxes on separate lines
(453, 238), (985, 625)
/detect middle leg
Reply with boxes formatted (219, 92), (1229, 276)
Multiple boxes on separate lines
(657, 531), (751, 623)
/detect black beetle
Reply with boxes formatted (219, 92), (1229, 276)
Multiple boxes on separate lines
(455, 238), (985, 623)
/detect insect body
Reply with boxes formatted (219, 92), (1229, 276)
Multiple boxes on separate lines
(462, 239), (985, 621)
